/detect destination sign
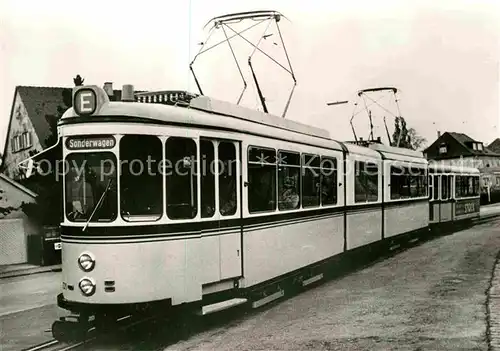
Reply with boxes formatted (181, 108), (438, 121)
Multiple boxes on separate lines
(66, 136), (116, 150)
(455, 199), (479, 216)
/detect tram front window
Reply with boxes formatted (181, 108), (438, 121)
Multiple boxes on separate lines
(65, 152), (117, 222)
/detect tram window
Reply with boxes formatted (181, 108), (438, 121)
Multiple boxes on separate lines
(219, 142), (237, 216)
(390, 166), (409, 199)
(441, 175), (449, 200)
(410, 170), (418, 197)
(428, 175), (433, 200)
(278, 151), (300, 211)
(433, 175), (439, 200)
(355, 161), (378, 203)
(414, 168), (427, 197)
(320, 157), (337, 206)
(120, 135), (163, 221)
(166, 137), (198, 219)
(302, 154), (320, 208)
(201, 140), (215, 218)
(65, 152), (118, 222)
(248, 146), (276, 213)
(474, 176), (479, 195)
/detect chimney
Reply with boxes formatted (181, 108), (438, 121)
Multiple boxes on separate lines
(121, 84), (135, 102)
(103, 82), (113, 98)
(437, 131), (441, 138)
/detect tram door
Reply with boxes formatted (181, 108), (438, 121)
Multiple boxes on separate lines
(200, 138), (242, 281)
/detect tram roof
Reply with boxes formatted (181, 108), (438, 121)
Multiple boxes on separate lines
(427, 163), (480, 174)
(61, 87), (344, 150)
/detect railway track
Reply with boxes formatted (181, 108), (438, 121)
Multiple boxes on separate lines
(21, 338), (87, 351)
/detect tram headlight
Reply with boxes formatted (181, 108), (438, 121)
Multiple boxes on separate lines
(78, 252), (95, 272)
(79, 278), (96, 297)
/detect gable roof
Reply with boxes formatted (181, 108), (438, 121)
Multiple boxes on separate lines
(0, 173), (37, 198)
(424, 131), (500, 160)
(488, 138), (500, 154)
(2, 85), (123, 169)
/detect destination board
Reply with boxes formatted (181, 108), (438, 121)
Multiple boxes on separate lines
(66, 135), (116, 150)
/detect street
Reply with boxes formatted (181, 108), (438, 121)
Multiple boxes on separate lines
(0, 273), (63, 351)
(163, 218), (500, 350)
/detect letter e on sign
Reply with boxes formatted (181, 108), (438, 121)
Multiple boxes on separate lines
(74, 89), (97, 115)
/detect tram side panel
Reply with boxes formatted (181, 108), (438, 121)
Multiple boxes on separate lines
(384, 200), (428, 238)
(345, 156), (383, 250)
(383, 162), (429, 239)
(240, 140), (345, 288)
(242, 214), (344, 287)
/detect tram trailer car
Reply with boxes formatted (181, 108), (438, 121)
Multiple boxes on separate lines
(21, 85), (475, 339)
(428, 164), (480, 229)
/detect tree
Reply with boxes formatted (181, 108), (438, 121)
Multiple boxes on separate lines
(392, 117), (426, 151)
(407, 127), (427, 151)
(73, 74), (84, 86)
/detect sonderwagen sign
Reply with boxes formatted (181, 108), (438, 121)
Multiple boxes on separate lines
(66, 135), (116, 150)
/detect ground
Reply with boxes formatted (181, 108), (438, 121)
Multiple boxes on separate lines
(163, 219), (500, 351)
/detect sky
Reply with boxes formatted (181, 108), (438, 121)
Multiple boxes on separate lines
(0, 0), (499, 150)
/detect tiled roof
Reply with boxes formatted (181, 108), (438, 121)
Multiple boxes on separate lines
(12, 85), (123, 148)
(17, 86), (70, 148)
(0, 173), (37, 198)
(448, 132), (475, 145)
(488, 138), (500, 154)
(447, 132), (500, 156)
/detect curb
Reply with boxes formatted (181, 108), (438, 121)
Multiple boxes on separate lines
(0, 265), (61, 280)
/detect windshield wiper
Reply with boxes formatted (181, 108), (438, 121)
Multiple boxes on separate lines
(82, 179), (113, 232)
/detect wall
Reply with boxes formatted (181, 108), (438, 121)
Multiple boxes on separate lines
(0, 176), (39, 265)
(3, 92), (43, 180)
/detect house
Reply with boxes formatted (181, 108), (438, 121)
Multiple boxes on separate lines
(423, 132), (500, 168)
(487, 138), (500, 154)
(1, 83), (122, 181)
(0, 173), (37, 265)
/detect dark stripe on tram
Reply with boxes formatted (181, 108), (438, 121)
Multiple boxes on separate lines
(62, 203), (382, 239)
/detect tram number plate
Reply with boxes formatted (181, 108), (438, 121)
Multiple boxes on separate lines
(54, 242), (62, 250)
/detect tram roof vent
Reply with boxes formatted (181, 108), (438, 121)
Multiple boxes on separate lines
(135, 90), (199, 106)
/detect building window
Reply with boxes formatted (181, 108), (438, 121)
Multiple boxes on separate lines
(439, 143), (447, 155)
(11, 132), (32, 153)
(477, 143), (483, 151)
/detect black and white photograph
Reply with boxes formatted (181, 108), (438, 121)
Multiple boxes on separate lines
(0, 0), (499, 350)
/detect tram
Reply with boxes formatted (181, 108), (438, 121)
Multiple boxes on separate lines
(428, 163), (480, 227)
